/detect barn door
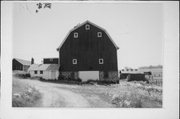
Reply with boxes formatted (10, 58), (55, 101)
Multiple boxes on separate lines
(79, 71), (99, 82)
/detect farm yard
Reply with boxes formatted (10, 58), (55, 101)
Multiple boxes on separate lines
(11, 19), (163, 108)
(12, 74), (162, 108)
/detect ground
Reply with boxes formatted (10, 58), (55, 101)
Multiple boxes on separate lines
(12, 76), (162, 108)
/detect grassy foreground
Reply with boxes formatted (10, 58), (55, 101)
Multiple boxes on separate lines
(110, 81), (162, 108)
(60, 80), (162, 108)
(12, 74), (162, 108)
(12, 78), (41, 107)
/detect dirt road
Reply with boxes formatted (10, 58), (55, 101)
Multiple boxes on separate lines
(14, 78), (113, 107)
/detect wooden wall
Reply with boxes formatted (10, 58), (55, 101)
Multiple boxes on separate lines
(12, 59), (23, 71)
(59, 22), (118, 72)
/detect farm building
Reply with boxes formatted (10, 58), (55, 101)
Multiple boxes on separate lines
(57, 20), (119, 82)
(28, 64), (59, 80)
(138, 65), (163, 80)
(12, 58), (32, 72)
(119, 68), (146, 81)
(43, 58), (59, 64)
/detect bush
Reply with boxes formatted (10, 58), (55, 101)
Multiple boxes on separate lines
(12, 87), (41, 107)
(97, 80), (119, 85)
(14, 73), (30, 79)
(111, 92), (143, 108)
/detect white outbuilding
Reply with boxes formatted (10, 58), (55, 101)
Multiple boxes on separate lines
(28, 64), (59, 80)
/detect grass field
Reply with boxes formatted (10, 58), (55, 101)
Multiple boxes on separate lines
(61, 80), (162, 108)
(12, 77), (42, 107)
(109, 81), (162, 107)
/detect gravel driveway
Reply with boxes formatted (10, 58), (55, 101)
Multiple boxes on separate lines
(14, 78), (113, 107)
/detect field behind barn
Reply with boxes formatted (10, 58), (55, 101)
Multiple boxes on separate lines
(12, 74), (162, 108)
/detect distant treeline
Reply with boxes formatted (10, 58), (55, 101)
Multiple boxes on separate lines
(139, 65), (163, 69)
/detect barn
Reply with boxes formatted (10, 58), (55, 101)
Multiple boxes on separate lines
(28, 64), (59, 80)
(57, 20), (119, 82)
(12, 58), (32, 72)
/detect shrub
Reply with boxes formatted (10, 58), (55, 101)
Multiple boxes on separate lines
(111, 92), (143, 108)
(12, 87), (41, 107)
(14, 73), (30, 79)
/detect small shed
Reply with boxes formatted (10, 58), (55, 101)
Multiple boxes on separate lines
(28, 64), (59, 80)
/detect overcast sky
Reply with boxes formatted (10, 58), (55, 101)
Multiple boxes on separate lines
(13, 2), (163, 69)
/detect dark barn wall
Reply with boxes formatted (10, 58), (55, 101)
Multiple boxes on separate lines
(59, 22), (118, 72)
(12, 59), (23, 71)
(43, 58), (59, 64)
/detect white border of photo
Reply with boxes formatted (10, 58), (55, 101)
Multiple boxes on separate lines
(1, 1), (179, 119)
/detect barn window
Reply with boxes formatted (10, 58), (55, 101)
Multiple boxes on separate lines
(34, 70), (37, 74)
(85, 24), (90, 30)
(97, 32), (102, 37)
(74, 32), (78, 38)
(99, 59), (104, 64)
(72, 59), (77, 64)
(40, 70), (43, 74)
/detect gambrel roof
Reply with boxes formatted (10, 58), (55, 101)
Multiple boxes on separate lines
(57, 20), (119, 51)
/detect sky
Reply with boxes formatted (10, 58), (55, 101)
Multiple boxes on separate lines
(13, 2), (163, 69)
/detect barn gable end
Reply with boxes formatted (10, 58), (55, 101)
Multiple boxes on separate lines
(57, 20), (119, 82)
(57, 20), (119, 51)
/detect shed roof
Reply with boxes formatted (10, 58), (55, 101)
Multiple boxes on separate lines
(38, 64), (51, 70)
(28, 64), (59, 71)
(46, 64), (59, 71)
(28, 64), (40, 71)
(14, 58), (31, 66)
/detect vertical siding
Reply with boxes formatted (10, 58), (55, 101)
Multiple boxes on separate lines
(60, 23), (118, 72)
(12, 59), (23, 71)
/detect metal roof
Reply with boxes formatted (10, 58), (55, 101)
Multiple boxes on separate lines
(14, 58), (31, 66)
(37, 64), (51, 70)
(28, 64), (40, 71)
(28, 64), (59, 71)
(46, 64), (59, 71)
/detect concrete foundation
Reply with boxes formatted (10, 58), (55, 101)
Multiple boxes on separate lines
(99, 71), (119, 82)
(60, 71), (119, 82)
(61, 72), (72, 79)
(108, 71), (119, 81)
